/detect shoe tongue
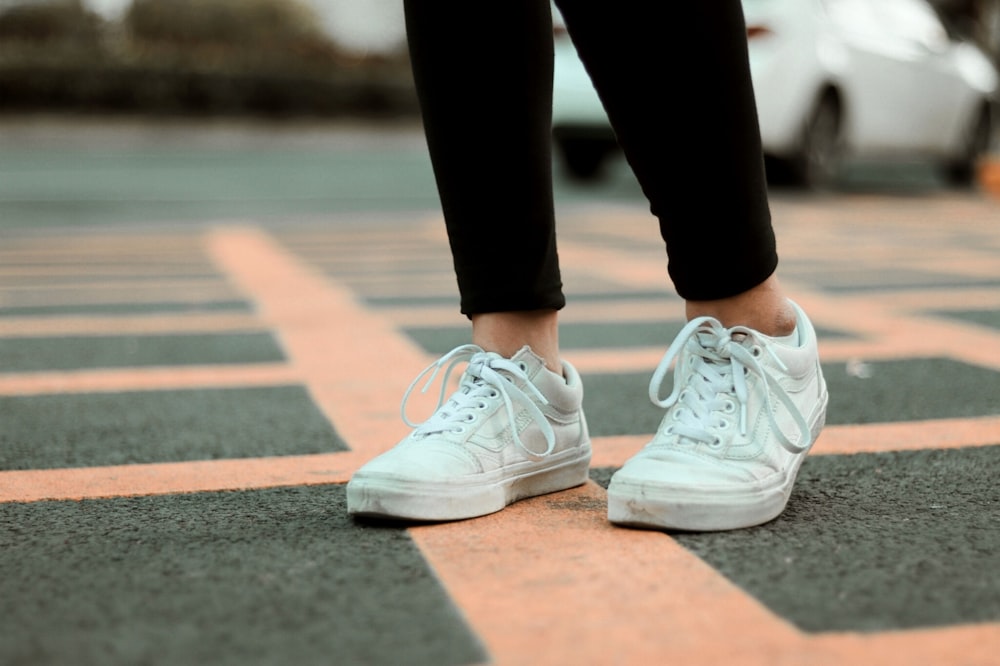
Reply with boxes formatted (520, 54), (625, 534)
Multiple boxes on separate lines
(694, 328), (752, 358)
(695, 327), (744, 343)
(730, 331), (752, 349)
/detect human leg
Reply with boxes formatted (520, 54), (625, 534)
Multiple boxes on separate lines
(686, 274), (797, 337)
(347, 0), (590, 521)
(554, 0), (778, 303)
(557, 0), (797, 337)
(607, 301), (828, 531)
(554, 0), (828, 530)
(404, 0), (565, 371)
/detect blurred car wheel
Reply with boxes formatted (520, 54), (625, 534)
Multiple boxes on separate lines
(551, 0), (999, 190)
(943, 103), (992, 187)
(765, 91), (844, 189)
(793, 92), (845, 189)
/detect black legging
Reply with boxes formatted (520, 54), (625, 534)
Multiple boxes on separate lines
(404, 0), (777, 315)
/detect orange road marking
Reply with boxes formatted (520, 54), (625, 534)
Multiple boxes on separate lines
(412, 481), (1000, 665)
(813, 415), (1000, 455)
(590, 416), (1000, 468)
(890, 313), (1000, 372)
(558, 240), (670, 291)
(584, 290), (1000, 346)
(0, 312), (263, 338)
(896, 255), (1000, 279)
(337, 277), (459, 298)
(0, 282), (239, 305)
(846, 288), (1000, 311)
(809, 624), (1000, 665)
(412, 481), (803, 666)
(3, 416), (993, 504)
(793, 291), (1000, 372)
(205, 225), (432, 457)
(3, 204), (998, 664)
(0, 265), (215, 278)
(0, 225), (441, 503)
(0, 363), (298, 396)
(0, 452), (367, 503)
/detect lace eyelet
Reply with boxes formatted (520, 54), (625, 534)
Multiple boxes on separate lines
(453, 426), (466, 434)
(710, 437), (723, 448)
(717, 420), (730, 430)
(489, 390), (499, 398)
(751, 346), (762, 357)
(517, 362), (527, 372)
(465, 413), (477, 423)
(476, 401), (489, 410)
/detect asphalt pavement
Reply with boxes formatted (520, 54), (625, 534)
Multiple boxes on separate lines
(0, 118), (998, 665)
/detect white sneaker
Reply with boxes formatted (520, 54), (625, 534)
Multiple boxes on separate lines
(607, 301), (828, 531)
(347, 344), (592, 521)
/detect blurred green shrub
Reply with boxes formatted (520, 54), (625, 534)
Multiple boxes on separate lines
(0, 0), (417, 117)
(124, 0), (333, 63)
(0, 0), (103, 49)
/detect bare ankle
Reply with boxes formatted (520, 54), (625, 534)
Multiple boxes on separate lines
(685, 275), (796, 337)
(471, 309), (562, 375)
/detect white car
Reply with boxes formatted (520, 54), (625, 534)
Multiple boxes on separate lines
(551, 0), (998, 187)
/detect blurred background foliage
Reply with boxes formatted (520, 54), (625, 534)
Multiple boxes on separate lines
(1, 0), (997, 119)
(0, 0), (417, 117)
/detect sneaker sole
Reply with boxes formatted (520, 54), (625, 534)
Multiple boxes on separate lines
(607, 396), (828, 532)
(347, 445), (592, 521)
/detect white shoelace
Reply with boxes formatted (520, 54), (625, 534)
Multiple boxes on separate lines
(649, 318), (812, 454)
(401, 344), (557, 457)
